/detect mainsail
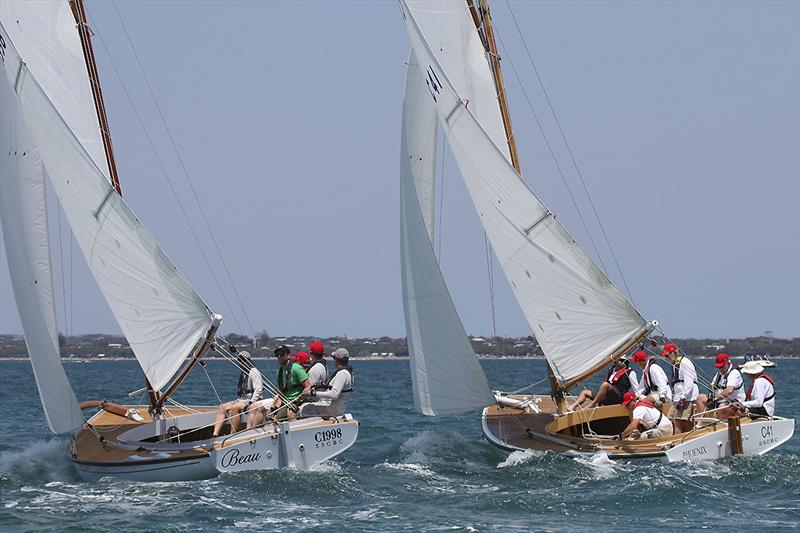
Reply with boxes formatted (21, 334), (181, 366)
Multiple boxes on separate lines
(402, 49), (494, 415)
(400, 0), (648, 386)
(1, 10), (214, 393)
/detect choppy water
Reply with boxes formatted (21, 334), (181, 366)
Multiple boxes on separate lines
(1, 358), (798, 532)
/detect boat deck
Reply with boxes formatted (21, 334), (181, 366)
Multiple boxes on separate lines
(483, 396), (757, 457)
(72, 406), (214, 465)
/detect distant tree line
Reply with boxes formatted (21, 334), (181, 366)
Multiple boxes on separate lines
(0, 333), (797, 359)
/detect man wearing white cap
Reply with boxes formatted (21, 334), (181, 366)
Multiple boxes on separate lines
(299, 348), (354, 418)
(739, 361), (776, 417)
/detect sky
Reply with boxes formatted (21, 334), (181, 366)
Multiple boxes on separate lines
(0, 0), (798, 340)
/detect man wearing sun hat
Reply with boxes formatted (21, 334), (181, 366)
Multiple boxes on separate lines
(618, 391), (674, 440)
(696, 353), (744, 416)
(631, 350), (671, 405)
(739, 360), (776, 417)
(661, 342), (698, 433)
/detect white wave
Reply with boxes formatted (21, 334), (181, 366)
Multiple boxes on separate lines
(308, 460), (343, 474)
(497, 449), (543, 468)
(0, 439), (77, 482)
(572, 451), (619, 480)
(376, 461), (437, 478)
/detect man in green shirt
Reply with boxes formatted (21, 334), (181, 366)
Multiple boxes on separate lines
(273, 344), (311, 420)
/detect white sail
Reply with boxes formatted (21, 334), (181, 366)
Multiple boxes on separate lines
(402, 0), (509, 161)
(0, 1), (110, 179)
(402, 49), (494, 416)
(400, 1), (647, 384)
(0, 74), (83, 433)
(1, 25), (214, 392)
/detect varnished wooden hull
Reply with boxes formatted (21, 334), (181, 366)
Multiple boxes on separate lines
(70, 405), (359, 481)
(481, 395), (794, 461)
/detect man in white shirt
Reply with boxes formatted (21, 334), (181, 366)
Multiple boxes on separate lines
(306, 340), (328, 390)
(300, 348), (353, 418)
(739, 361), (776, 417)
(212, 349), (263, 437)
(662, 342), (699, 433)
(631, 351), (671, 404)
(619, 392), (674, 440)
(696, 353), (744, 417)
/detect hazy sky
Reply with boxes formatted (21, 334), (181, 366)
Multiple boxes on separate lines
(1, 0), (798, 340)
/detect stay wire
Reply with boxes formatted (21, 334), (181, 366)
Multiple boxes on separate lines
(110, 1), (256, 337)
(502, 0), (637, 306)
(85, 8), (246, 334)
(493, 30), (609, 277)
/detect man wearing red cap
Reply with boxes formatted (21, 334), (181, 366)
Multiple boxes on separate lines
(696, 353), (744, 417)
(631, 350), (671, 405)
(307, 340), (328, 390)
(567, 358), (635, 411)
(294, 351), (312, 370)
(618, 391), (674, 440)
(661, 342), (698, 433)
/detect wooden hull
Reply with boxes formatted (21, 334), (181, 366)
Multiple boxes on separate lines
(70, 405), (359, 481)
(481, 394), (794, 461)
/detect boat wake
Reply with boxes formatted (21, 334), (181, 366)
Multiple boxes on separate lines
(0, 439), (78, 483)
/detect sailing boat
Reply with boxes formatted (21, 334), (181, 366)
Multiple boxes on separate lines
(0, 1), (357, 481)
(398, 0), (794, 461)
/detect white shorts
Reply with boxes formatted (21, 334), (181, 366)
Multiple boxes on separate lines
(641, 424), (674, 440)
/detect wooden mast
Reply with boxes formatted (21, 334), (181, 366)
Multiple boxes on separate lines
(470, 0), (522, 174)
(69, 0), (121, 194)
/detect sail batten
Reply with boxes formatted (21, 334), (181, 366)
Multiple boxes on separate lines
(1, 20), (214, 392)
(400, 0), (647, 385)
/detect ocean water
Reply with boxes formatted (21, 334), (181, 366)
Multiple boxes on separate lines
(1, 358), (798, 532)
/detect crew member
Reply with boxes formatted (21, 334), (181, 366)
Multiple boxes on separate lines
(619, 391), (674, 440)
(300, 348), (353, 418)
(212, 349), (262, 437)
(307, 340), (328, 389)
(294, 351), (311, 371)
(631, 350), (671, 404)
(696, 353), (744, 417)
(568, 358), (634, 411)
(662, 342), (698, 433)
(249, 345), (311, 426)
(740, 361), (776, 417)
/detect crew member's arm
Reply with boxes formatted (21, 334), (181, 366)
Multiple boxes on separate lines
(653, 367), (671, 401)
(300, 378), (312, 400)
(315, 372), (345, 401)
(620, 418), (642, 439)
(742, 379), (767, 409)
(249, 369), (263, 403)
(629, 371), (644, 396)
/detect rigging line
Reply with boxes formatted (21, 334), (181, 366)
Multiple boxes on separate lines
(502, 1), (636, 306)
(110, 1), (255, 338)
(85, 10), (245, 334)
(493, 32), (610, 277)
(56, 203), (69, 356)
